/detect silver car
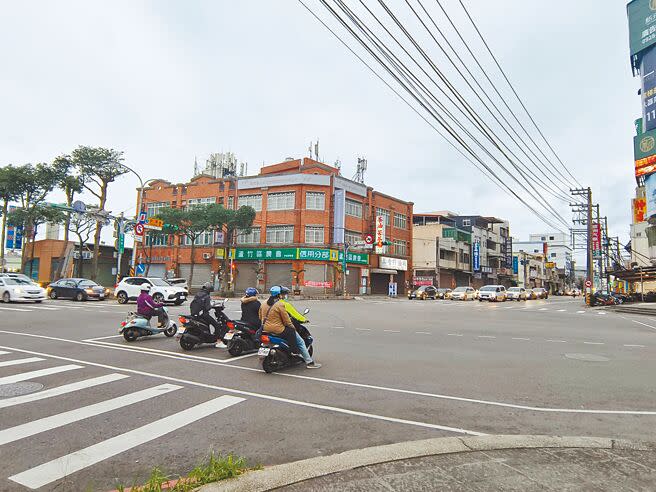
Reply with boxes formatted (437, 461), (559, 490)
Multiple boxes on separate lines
(478, 285), (507, 302)
(0, 277), (47, 303)
(450, 286), (476, 301)
(507, 287), (528, 301)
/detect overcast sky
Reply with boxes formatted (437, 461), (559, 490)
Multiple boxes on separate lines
(0, 0), (638, 249)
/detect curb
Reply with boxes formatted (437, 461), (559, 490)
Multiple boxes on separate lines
(198, 435), (656, 492)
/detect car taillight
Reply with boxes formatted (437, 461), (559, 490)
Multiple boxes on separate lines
(114, 284), (118, 289)
(261, 335), (270, 344)
(226, 321), (235, 330)
(178, 316), (187, 324)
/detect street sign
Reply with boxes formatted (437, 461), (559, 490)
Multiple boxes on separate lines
(134, 235), (143, 242)
(138, 212), (147, 224)
(144, 224), (163, 231)
(364, 234), (374, 245)
(147, 218), (163, 228)
(585, 279), (592, 288)
(135, 223), (145, 236)
(117, 234), (125, 254)
(136, 263), (145, 275)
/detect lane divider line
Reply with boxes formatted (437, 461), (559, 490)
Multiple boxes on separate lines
(0, 357), (45, 368)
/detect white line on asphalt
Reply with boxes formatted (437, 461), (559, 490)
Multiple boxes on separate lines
(597, 311), (607, 315)
(25, 306), (59, 311)
(539, 308), (548, 311)
(504, 306), (513, 309)
(447, 333), (463, 337)
(0, 350), (10, 355)
(624, 344), (646, 348)
(0, 357), (44, 368)
(0, 306), (32, 312)
(558, 309), (566, 312)
(0, 365), (83, 385)
(546, 340), (567, 343)
(0, 383), (181, 446)
(355, 328), (371, 331)
(332, 326), (345, 329)
(85, 340), (237, 364)
(221, 353), (258, 363)
(577, 311), (586, 314)
(415, 331), (431, 335)
(0, 340), (487, 436)
(383, 330), (400, 333)
(3, 333), (656, 418)
(631, 319), (656, 331)
(84, 334), (124, 341)
(583, 342), (605, 345)
(8, 395), (245, 490)
(0, 373), (129, 409)
(478, 336), (496, 339)
(512, 338), (530, 341)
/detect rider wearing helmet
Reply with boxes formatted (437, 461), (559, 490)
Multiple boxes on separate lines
(136, 284), (165, 326)
(190, 281), (227, 348)
(278, 286), (321, 369)
(259, 285), (301, 357)
(240, 287), (261, 329)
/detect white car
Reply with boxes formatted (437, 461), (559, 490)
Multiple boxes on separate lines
(506, 287), (528, 301)
(166, 278), (189, 291)
(450, 286), (476, 301)
(0, 277), (47, 303)
(478, 285), (507, 302)
(0, 273), (40, 287)
(114, 277), (188, 305)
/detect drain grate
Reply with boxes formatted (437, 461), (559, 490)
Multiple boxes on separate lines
(0, 382), (44, 398)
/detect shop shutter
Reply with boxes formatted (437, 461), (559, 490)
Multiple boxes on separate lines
(178, 263), (213, 288)
(265, 263), (293, 290)
(234, 263), (259, 294)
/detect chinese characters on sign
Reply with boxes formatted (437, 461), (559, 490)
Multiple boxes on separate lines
(628, 0), (656, 58)
(375, 215), (385, 254)
(592, 222), (602, 260)
(634, 198), (647, 222)
(304, 280), (333, 288)
(472, 240), (480, 271)
(227, 247), (369, 265)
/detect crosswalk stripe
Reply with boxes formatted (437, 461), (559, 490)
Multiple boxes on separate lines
(0, 383), (181, 446)
(26, 306), (59, 311)
(0, 306), (32, 312)
(0, 350), (11, 355)
(0, 373), (129, 409)
(0, 357), (45, 368)
(9, 395), (245, 490)
(0, 365), (83, 385)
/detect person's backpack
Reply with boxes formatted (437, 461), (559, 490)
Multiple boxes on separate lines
(190, 293), (204, 317)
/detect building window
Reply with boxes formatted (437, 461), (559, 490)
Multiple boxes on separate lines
(145, 234), (168, 247)
(238, 194), (262, 211)
(184, 231), (213, 246)
(146, 202), (169, 218)
(549, 236), (555, 241)
(266, 225), (294, 244)
(237, 227), (261, 245)
(228, 196), (234, 209)
(186, 197), (216, 209)
(541, 236), (546, 241)
(267, 192), (295, 211)
(305, 226), (324, 244)
(551, 253), (557, 258)
(181, 186), (187, 195)
(375, 208), (390, 226)
(394, 213), (407, 229)
(306, 192), (325, 211)
(393, 239), (407, 256)
(462, 219), (471, 227)
(345, 230), (361, 245)
(345, 199), (363, 218)
(460, 252), (470, 264)
(172, 187), (178, 195)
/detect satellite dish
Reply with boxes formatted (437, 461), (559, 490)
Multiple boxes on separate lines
(72, 201), (86, 213)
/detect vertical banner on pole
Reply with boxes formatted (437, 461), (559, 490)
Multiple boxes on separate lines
(375, 215), (385, 254)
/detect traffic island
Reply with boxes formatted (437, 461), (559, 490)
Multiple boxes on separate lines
(199, 436), (656, 491)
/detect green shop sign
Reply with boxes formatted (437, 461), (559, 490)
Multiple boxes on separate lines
(229, 247), (369, 265)
(230, 248), (297, 261)
(338, 251), (369, 265)
(628, 0), (656, 57)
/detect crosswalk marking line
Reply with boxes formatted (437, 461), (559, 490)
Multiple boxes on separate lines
(9, 395), (245, 490)
(0, 373), (129, 409)
(0, 383), (181, 446)
(0, 357), (45, 368)
(0, 350), (12, 355)
(0, 306), (32, 312)
(0, 365), (83, 385)
(25, 306), (59, 311)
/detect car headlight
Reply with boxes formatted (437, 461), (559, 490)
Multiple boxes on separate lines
(85, 288), (94, 294)
(13, 288), (21, 294)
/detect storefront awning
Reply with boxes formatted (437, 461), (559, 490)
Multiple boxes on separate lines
(371, 268), (398, 275)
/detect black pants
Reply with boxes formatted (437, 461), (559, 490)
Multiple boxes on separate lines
(199, 312), (226, 340)
(278, 326), (300, 354)
(152, 307), (165, 326)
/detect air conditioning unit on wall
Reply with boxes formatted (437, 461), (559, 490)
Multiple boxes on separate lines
(202, 253), (212, 260)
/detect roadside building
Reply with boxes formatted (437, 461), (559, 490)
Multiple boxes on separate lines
(138, 157), (413, 295)
(514, 232), (573, 292)
(512, 251), (547, 289)
(412, 212), (472, 288)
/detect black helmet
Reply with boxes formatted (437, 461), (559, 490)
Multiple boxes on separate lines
(279, 285), (290, 296)
(202, 282), (213, 292)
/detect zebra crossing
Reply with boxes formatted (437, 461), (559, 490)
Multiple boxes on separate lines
(0, 350), (244, 490)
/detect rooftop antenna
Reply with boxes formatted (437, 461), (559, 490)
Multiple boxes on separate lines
(193, 156), (199, 176)
(353, 157), (367, 183)
(308, 141), (313, 159)
(314, 139), (319, 162)
(334, 158), (341, 175)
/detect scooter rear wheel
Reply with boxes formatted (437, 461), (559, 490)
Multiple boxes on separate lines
(228, 340), (244, 356)
(179, 335), (196, 351)
(123, 328), (138, 342)
(262, 354), (277, 373)
(164, 324), (177, 337)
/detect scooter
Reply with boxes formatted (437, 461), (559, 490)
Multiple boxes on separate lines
(177, 299), (231, 350)
(259, 308), (313, 373)
(224, 321), (260, 357)
(119, 306), (177, 342)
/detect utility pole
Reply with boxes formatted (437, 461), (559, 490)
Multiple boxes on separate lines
(114, 213), (125, 284)
(435, 236), (440, 288)
(342, 242), (349, 297)
(571, 188), (594, 305)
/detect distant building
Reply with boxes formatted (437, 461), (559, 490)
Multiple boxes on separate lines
(193, 152), (247, 179)
(514, 232), (573, 291)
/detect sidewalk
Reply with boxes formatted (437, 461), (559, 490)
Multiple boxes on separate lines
(604, 302), (656, 316)
(202, 436), (656, 491)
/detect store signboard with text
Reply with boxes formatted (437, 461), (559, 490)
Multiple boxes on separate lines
(375, 215), (385, 254)
(228, 247), (368, 265)
(628, 0), (656, 58)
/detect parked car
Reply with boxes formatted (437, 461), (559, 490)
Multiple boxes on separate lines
(0, 272), (40, 287)
(166, 278), (189, 291)
(0, 277), (46, 303)
(526, 289), (538, 300)
(478, 285), (507, 302)
(48, 278), (109, 301)
(114, 277), (188, 305)
(532, 288), (549, 299)
(506, 287), (528, 301)
(436, 288), (452, 300)
(450, 286), (476, 301)
(408, 285), (438, 300)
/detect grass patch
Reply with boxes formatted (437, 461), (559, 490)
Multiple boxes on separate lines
(114, 453), (258, 492)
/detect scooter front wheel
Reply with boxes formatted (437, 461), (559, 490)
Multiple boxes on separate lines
(262, 354), (277, 373)
(123, 328), (138, 342)
(164, 323), (177, 337)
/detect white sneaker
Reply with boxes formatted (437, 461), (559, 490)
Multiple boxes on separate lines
(215, 342), (227, 349)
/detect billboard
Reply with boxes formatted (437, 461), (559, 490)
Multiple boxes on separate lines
(5, 205), (23, 250)
(333, 188), (345, 244)
(628, 0), (656, 58)
(633, 197), (647, 222)
(472, 240), (480, 271)
(375, 215), (385, 254)
(642, 47), (656, 131)
(634, 128), (656, 176)
(645, 172), (656, 219)
(592, 222), (603, 260)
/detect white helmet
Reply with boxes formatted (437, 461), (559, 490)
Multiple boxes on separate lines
(140, 284), (151, 292)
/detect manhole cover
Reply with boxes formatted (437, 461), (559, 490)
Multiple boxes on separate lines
(565, 353), (610, 362)
(0, 382), (44, 397)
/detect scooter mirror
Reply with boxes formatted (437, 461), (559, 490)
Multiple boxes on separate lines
(303, 308), (310, 315)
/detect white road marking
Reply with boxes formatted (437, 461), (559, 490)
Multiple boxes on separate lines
(0, 306), (32, 312)
(0, 365), (83, 385)
(0, 350), (10, 355)
(597, 311), (607, 315)
(504, 306), (513, 309)
(624, 344), (646, 348)
(356, 328), (371, 331)
(332, 326), (344, 329)
(4, 333), (656, 418)
(86, 340), (237, 364)
(631, 319), (656, 331)
(383, 330), (400, 333)
(577, 311), (586, 314)
(25, 306), (59, 311)
(416, 331), (431, 335)
(221, 353), (258, 363)
(546, 340), (567, 343)
(478, 336), (496, 339)
(539, 308), (548, 311)
(583, 342), (604, 345)
(558, 309), (566, 312)
(0, 384), (181, 446)
(512, 337), (531, 341)
(447, 333), (463, 337)
(0, 373), (129, 409)
(84, 334), (124, 341)
(8, 395), (245, 490)
(0, 357), (44, 368)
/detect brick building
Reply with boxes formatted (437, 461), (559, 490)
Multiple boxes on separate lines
(138, 157), (413, 295)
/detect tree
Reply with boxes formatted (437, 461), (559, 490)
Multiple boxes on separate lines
(0, 165), (23, 268)
(7, 205), (65, 279)
(72, 146), (127, 281)
(144, 229), (169, 276)
(52, 155), (84, 279)
(68, 207), (97, 278)
(217, 205), (256, 293)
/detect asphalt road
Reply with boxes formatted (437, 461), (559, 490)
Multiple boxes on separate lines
(0, 295), (654, 490)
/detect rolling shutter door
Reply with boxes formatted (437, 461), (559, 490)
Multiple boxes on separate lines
(234, 263), (259, 294)
(145, 263), (166, 278)
(303, 263), (332, 295)
(346, 266), (360, 295)
(178, 263), (212, 289)
(265, 263), (292, 290)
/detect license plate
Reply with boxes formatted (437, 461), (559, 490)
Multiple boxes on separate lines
(118, 328), (123, 334)
(258, 347), (270, 356)
(180, 295), (186, 299)
(224, 332), (234, 340)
